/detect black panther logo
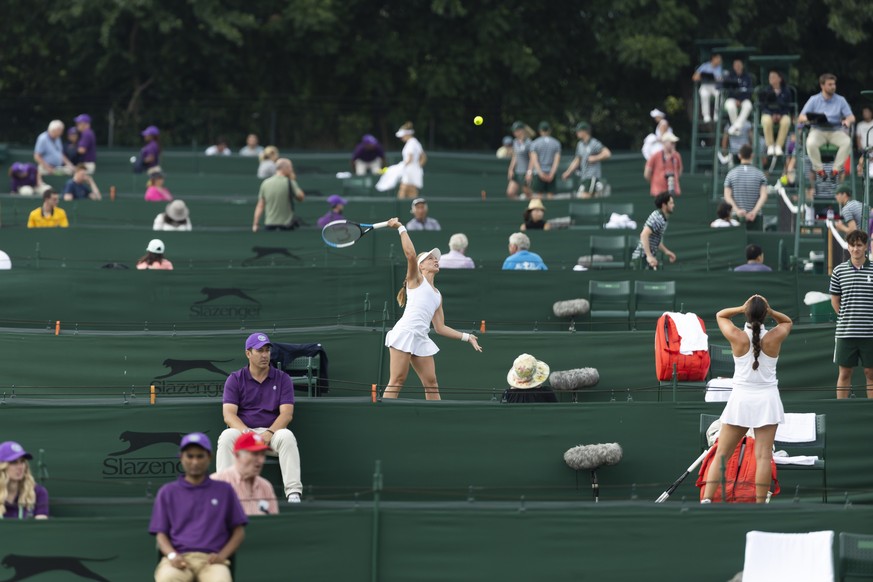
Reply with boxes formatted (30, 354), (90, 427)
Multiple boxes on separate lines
(108, 431), (204, 456)
(242, 247), (301, 266)
(0, 554), (115, 581)
(154, 359), (231, 379)
(194, 288), (260, 304)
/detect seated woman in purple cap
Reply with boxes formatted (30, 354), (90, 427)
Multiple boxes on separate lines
(136, 125), (162, 174)
(8, 162), (44, 196)
(317, 195), (348, 228)
(384, 217), (483, 401)
(0, 441), (49, 520)
(351, 134), (385, 176)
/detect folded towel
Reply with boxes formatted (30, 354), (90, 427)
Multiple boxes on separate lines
(667, 312), (709, 355)
(603, 213), (637, 230)
(773, 455), (819, 466)
(704, 377), (732, 403)
(775, 413), (816, 443)
(743, 530), (834, 582)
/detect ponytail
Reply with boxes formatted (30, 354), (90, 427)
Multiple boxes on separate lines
(751, 322), (762, 370)
(396, 280), (407, 307)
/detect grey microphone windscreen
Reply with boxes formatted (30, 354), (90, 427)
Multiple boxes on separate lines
(550, 368), (599, 391)
(553, 299), (590, 318)
(564, 443), (623, 470)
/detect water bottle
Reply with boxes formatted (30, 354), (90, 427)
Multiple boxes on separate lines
(826, 207), (834, 222)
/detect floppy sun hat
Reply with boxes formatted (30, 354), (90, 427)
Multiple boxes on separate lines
(507, 354), (550, 389)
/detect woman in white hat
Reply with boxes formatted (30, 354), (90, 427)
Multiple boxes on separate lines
(384, 217), (482, 400)
(503, 354), (557, 403)
(136, 238), (174, 270)
(153, 200), (192, 231)
(520, 198), (551, 231)
(641, 108), (674, 160)
(395, 122), (425, 200)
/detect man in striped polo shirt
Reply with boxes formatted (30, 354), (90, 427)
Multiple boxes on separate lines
(527, 121), (561, 199)
(830, 230), (873, 399)
(724, 144), (768, 230)
(834, 183), (863, 235)
(632, 191), (676, 269)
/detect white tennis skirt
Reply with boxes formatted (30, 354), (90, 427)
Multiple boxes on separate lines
(400, 165), (423, 189)
(720, 382), (784, 428)
(386, 328), (439, 357)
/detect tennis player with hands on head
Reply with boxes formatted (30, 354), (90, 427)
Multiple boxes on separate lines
(384, 217), (482, 400)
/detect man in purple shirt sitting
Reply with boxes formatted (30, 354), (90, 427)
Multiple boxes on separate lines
(73, 114), (97, 174)
(150, 433), (247, 582)
(351, 134), (386, 175)
(217, 333), (303, 503)
(317, 194), (347, 228)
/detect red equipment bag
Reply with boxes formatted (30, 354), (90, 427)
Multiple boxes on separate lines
(655, 312), (710, 381)
(695, 436), (780, 503)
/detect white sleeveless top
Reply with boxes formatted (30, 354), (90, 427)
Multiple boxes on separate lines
(732, 325), (778, 389)
(385, 277), (441, 356)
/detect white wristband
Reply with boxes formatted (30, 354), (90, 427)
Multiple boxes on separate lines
(461, 333), (470, 342)
(398, 226), (407, 234)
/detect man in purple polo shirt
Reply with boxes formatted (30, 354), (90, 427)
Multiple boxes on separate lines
(74, 114), (97, 174)
(150, 433), (247, 582)
(217, 333), (303, 503)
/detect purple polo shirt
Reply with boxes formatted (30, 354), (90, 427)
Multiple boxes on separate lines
(3, 484), (49, 519)
(140, 141), (161, 168)
(77, 128), (97, 162)
(352, 142), (385, 163)
(149, 476), (247, 554)
(223, 366), (295, 429)
(10, 165), (38, 192)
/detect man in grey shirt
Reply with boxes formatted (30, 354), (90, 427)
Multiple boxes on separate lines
(406, 197), (441, 231)
(834, 183), (863, 235)
(561, 121), (611, 198)
(527, 122), (561, 198)
(724, 144), (768, 231)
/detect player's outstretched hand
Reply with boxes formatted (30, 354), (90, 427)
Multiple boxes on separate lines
(387, 217), (402, 229)
(468, 335), (483, 352)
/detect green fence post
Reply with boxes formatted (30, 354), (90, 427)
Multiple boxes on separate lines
(371, 460), (383, 582)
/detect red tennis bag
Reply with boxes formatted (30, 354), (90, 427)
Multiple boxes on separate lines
(696, 436), (780, 503)
(655, 312), (710, 381)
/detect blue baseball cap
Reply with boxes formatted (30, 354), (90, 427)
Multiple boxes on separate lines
(0, 441), (33, 462)
(179, 432), (212, 453)
(245, 332), (271, 350)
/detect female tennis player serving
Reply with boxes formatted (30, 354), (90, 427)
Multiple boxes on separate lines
(384, 217), (482, 400)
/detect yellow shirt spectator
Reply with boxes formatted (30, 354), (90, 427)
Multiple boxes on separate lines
(27, 206), (69, 228)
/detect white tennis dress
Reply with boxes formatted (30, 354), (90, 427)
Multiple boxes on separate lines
(400, 137), (424, 189)
(720, 326), (785, 428)
(385, 277), (441, 356)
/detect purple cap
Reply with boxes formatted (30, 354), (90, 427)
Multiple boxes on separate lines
(179, 432), (212, 453)
(0, 441), (33, 462)
(11, 162), (29, 174)
(362, 134), (378, 145)
(245, 332), (271, 350)
(141, 125), (160, 137)
(74, 114), (91, 124)
(327, 194), (347, 207)
(67, 127), (78, 135)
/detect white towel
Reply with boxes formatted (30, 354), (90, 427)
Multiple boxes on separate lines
(666, 312), (709, 355)
(743, 530), (834, 582)
(773, 455), (819, 466)
(775, 413), (817, 443)
(375, 163), (404, 191)
(705, 377), (733, 402)
(603, 213), (637, 230)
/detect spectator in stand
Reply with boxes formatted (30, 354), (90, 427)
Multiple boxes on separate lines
(406, 197), (441, 231)
(760, 69), (793, 156)
(856, 105), (873, 179)
(718, 119), (754, 168)
(642, 108), (673, 160)
(26, 190), (68, 229)
(724, 145), (768, 231)
(396, 122), (426, 200)
(239, 134), (264, 157)
(734, 244), (772, 272)
(8, 162), (45, 196)
(496, 136), (513, 159)
(63, 164), (102, 201)
(252, 158), (305, 232)
(351, 134), (386, 175)
(562, 121), (611, 198)
(144, 172), (173, 202)
(632, 192), (677, 269)
(257, 146), (279, 179)
(138, 125), (162, 174)
(439, 233), (475, 269)
(73, 114), (97, 174)
(317, 195), (347, 228)
(834, 184), (863, 235)
(502, 232), (548, 271)
(64, 127), (81, 165)
(692, 52), (724, 124)
(136, 239), (174, 270)
(211, 432), (279, 516)
(798, 73), (855, 182)
(0, 441), (49, 520)
(711, 200), (740, 228)
(644, 134), (682, 196)
(205, 136), (232, 156)
(153, 200), (192, 232)
(723, 59), (754, 136)
(506, 121), (534, 199)
(33, 120), (74, 175)
(520, 198), (551, 231)
(527, 121), (561, 199)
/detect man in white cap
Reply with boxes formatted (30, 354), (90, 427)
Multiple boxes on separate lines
(644, 133), (682, 196)
(406, 197), (441, 231)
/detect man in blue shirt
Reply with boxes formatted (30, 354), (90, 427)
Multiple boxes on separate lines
(63, 165), (102, 201)
(723, 59), (754, 136)
(692, 52), (723, 124)
(502, 232), (548, 270)
(734, 244), (772, 272)
(33, 120), (74, 175)
(798, 73), (855, 181)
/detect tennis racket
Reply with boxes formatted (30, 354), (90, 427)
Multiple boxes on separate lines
(654, 445), (713, 503)
(321, 220), (390, 248)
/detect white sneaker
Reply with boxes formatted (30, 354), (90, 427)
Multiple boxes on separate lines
(717, 152), (731, 165)
(774, 145), (783, 156)
(766, 145), (775, 156)
(703, 116), (712, 124)
(288, 493), (301, 503)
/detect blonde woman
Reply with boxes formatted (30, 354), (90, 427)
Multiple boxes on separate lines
(0, 441), (49, 519)
(395, 122), (425, 199)
(384, 217), (482, 400)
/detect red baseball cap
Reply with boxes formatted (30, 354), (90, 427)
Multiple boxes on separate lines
(234, 432), (271, 453)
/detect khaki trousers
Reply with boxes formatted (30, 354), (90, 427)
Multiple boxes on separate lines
(155, 552), (231, 582)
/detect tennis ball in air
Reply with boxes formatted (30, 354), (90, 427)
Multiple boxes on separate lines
(473, 116), (484, 126)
